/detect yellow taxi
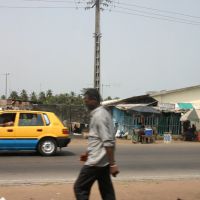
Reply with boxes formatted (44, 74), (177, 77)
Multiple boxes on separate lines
(0, 110), (71, 156)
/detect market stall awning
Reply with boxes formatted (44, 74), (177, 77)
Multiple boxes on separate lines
(177, 103), (193, 110)
(180, 109), (200, 122)
(115, 104), (147, 110)
(128, 105), (160, 114)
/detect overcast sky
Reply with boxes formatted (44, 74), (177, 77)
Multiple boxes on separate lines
(0, 0), (200, 99)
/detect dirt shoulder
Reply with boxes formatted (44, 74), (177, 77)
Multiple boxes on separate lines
(0, 179), (200, 200)
(71, 136), (195, 145)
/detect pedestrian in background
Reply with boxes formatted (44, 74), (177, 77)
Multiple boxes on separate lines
(74, 88), (119, 200)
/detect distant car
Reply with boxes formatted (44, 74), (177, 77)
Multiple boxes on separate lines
(0, 110), (71, 156)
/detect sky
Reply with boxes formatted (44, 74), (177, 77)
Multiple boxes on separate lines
(0, 0), (200, 99)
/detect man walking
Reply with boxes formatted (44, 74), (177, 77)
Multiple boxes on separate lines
(74, 88), (119, 200)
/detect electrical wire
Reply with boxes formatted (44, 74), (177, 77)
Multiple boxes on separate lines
(0, 5), (84, 8)
(0, 0), (88, 8)
(112, 0), (200, 19)
(104, 8), (200, 26)
(23, 0), (88, 3)
(0, 0), (200, 26)
(113, 5), (200, 25)
(24, 0), (80, 3)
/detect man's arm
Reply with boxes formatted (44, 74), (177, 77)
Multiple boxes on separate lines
(80, 152), (88, 162)
(97, 109), (120, 176)
(105, 146), (119, 177)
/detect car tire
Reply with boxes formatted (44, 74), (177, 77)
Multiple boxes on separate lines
(38, 138), (57, 156)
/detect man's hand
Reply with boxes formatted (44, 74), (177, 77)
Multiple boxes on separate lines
(80, 152), (88, 162)
(110, 164), (120, 177)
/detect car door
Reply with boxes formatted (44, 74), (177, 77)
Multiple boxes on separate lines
(15, 112), (48, 150)
(0, 112), (17, 150)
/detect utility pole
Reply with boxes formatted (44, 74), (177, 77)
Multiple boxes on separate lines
(1, 73), (10, 99)
(85, 0), (112, 94)
(5, 73), (10, 99)
(94, 0), (101, 93)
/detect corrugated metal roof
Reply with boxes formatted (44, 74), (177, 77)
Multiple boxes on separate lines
(101, 99), (122, 106)
(150, 84), (200, 97)
(115, 104), (147, 110)
(102, 94), (157, 106)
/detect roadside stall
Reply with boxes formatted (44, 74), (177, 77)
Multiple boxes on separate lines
(180, 108), (200, 141)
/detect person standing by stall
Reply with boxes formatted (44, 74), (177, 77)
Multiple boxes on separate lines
(190, 124), (197, 141)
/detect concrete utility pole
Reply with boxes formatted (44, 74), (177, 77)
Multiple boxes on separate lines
(1, 73), (10, 99)
(86, 0), (112, 94)
(94, 0), (101, 93)
(5, 73), (10, 99)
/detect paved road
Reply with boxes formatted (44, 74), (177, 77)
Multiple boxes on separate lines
(0, 140), (200, 184)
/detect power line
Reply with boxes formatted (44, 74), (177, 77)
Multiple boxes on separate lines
(105, 9), (200, 26)
(113, 5), (200, 25)
(0, 5), (84, 8)
(24, 0), (83, 3)
(0, 0), (199, 26)
(0, 0), (86, 8)
(113, 0), (200, 19)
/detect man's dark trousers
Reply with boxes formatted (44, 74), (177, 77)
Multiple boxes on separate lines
(74, 165), (116, 200)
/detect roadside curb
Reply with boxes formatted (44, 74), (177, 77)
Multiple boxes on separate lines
(1, 175), (200, 186)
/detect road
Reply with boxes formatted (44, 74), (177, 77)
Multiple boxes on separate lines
(0, 139), (200, 185)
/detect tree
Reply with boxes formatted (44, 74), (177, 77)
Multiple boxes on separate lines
(77, 94), (84, 104)
(7, 89), (85, 105)
(9, 91), (19, 100)
(46, 89), (54, 104)
(20, 89), (29, 101)
(70, 91), (75, 97)
(56, 94), (68, 104)
(1, 95), (6, 100)
(104, 96), (112, 101)
(30, 92), (38, 102)
(38, 91), (46, 104)
(46, 89), (53, 98)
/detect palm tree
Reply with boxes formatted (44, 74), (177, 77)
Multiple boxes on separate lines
(20, 89), (29, 101)
(38, 91), (46, 104)
(1, 95), (6, 100)
(46, 89), (53, 104)
(30, 92), (38, 102)
(9, 91), (19, 100)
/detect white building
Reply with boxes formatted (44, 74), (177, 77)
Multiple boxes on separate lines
(149, 84), (200, 110)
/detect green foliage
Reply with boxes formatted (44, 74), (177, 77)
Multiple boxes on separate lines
(38, 91), (46, 103)
(7, 89), (84, 105)
(46, 89), (54, 104)
(104, 96), (112, 101)
(30, 92), (37, 102)
(9, 91), (19, 99)
(20, 89), (29, 101)
(1, 95), (6, 100)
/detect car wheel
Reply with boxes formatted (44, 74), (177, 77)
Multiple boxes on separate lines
(38, 138), (57, 156)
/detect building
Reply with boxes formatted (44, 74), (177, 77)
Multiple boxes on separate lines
(103, 84), (200, 136)
(0, 99), (32, 110)
(149, 84), (200, 110)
